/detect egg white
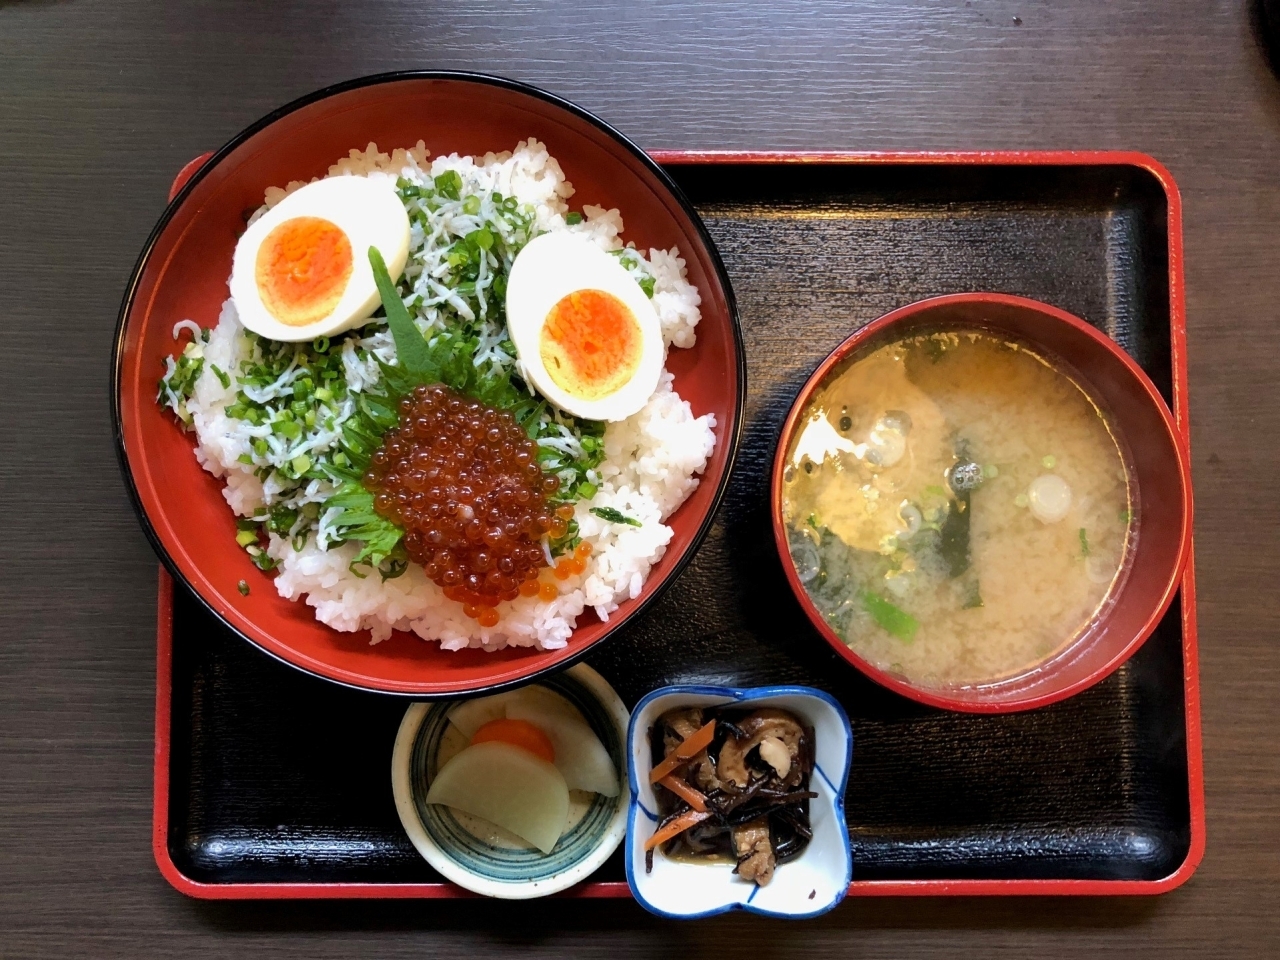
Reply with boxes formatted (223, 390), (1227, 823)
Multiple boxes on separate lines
(505, 232), (664, 422)
(229, 176), (410, 343)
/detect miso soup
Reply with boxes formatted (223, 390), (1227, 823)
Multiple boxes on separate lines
(781, 329), (1136, 688)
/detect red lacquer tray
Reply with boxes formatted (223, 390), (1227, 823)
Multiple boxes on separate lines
(153, 150), (1201, 900)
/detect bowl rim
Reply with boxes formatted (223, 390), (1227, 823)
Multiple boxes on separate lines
(623, 683), (854, 919)
(769, 292), (1193, 714)
(110, 70), (745, 697)
(390, 662), (630, 898)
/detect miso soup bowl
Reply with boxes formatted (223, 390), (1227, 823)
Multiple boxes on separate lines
(771, 293), (1192, 714)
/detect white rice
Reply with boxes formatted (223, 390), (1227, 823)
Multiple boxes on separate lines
(179, 140), (716, 651)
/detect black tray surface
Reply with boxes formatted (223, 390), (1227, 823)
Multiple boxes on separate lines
(166, 161), (1189, 888)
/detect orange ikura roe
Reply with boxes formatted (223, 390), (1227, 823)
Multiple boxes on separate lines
(539, 288), (642, 400)
(363, 384), (567, 618)
(254, 216), (353, 326)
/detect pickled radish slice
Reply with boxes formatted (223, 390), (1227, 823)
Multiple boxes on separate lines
(425, 741), (570, 854)
(505, 685), (583, 724)
(446, 692), (515, 739)
(470, 718), (556, 764)
(445, 685), (618, 798)
(506, 698), (619, 797)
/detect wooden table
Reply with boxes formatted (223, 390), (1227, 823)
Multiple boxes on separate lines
(2, 0), (1277, 955)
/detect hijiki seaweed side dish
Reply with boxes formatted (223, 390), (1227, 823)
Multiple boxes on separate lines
(645, 705), (816, 886)
(157, 140), (716, 651)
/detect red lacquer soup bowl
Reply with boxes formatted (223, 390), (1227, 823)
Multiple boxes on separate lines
(771, 293), (1191, 713)
(113, 72), (743, 696)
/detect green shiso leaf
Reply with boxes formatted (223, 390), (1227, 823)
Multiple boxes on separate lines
(370, 246), (432, 378)
(860, 591), (919, 642)
(590, 506), (642, 527)
(324, 479), (404, 567)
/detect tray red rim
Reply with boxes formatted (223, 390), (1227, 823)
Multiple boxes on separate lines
(153, 148), (1203, 901)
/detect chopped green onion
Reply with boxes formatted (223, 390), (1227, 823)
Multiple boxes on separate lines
(462, 195), (481, 215)
(434, 169), (463, 200)
(312, 336), (330, 353)
(1079, 527), (1090, 557)
(315, 386), (333, 402)
(565, 211), (583, 225)
(291, 454), (311, 475)
(576, 481), (598, 499)
(251, 551), (278, 572)
(1042, 455), (1057, 469)
(983, 464), (999, 479)
(237, 453), (253, 465)
(237, 580), (250, 596)
(590, 506), (642, 527)
(211, 364), (231, 389)
(235, 529), (258, 547)
(637, 275), (656, 298)
(861, 591), (919, 642)
(267, 504), (298, 535)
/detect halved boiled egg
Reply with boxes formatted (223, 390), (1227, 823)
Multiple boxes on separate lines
(229, 176), (410, 342)
(506, 232), (664, 421)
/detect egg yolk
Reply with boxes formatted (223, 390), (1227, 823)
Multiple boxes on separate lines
(539, 289), (642, 400)
(470, 718), (556, 764)
(255, 216), (353, 327)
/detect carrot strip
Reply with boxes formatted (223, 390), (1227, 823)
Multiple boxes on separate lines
(658, 774), (707, 812)
(648, 720), (716, 783)
(643, 808), (712, 852)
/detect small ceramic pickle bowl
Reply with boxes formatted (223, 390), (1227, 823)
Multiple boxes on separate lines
(625, 685), (853, 920)
(392, 663), (629, 898)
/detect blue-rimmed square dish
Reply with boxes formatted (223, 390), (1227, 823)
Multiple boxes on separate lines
(624, 685), (853, 919)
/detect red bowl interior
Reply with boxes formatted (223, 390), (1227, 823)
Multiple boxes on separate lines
(770, 293), (1192, 713)
(115, 73), (742, 696)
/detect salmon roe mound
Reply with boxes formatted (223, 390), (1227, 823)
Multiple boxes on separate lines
(364, 384), (569, 613)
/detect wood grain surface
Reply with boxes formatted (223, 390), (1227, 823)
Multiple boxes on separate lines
(1, 0), (1276, 956)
